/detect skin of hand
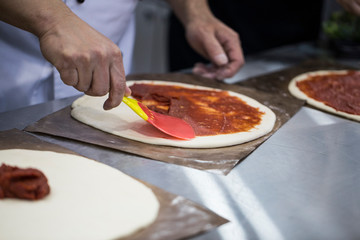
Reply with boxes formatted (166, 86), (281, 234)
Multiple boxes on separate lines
(337, 0), (360, 15)
(0, 0), (131, 110)
(187, 17), (244, 80)
(39, 14), (132, 110)
(167, 0), (244, 80)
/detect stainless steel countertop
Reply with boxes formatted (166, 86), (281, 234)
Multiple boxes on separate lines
(1, 43), (359, 240)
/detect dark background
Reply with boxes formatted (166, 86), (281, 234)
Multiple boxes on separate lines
(168, 0), (324, 71)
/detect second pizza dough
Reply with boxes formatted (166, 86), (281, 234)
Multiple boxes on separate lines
(0, 149), (159, 240)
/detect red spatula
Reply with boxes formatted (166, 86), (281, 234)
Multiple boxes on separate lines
(122, 96), (195, 140)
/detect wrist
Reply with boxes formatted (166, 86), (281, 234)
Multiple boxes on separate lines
(28, 3), (74, 38)
(167, 0), (213, 27)
(0, 0), (74, 38)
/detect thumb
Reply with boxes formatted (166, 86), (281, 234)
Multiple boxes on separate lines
(202, 35), (229, 66)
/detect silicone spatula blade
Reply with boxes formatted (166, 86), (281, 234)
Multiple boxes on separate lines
(122, 96), (195, 140)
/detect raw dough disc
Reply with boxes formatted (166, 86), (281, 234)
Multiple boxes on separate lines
(288, 70), (360, 122)
(0, 149), (159, 240)
(71, 80), (276, 148)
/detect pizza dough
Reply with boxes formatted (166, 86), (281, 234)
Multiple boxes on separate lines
(71, 81), (276, 148)
(0, 149), (159, 240)
(288, 70), (360, 122)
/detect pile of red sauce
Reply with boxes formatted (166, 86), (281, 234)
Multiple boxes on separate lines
(0, 164), (50, 200)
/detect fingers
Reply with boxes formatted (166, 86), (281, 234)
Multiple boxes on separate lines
(85, 59), (110, 97)
(58, 55), (109, 96)
(192, 62), (238, 80)
(75, 55), (93, 92)
(59, 68), (78, 86)
(56, 46), (126, 111)
(192, 63), (219, 79)
(57, 52), (126, 111)
(103, 59), (126, 110)
(125, 85), (132, 97)
(187, 19), (244, 80)
(216, 31), (245, 79)
(214, 53), (229, 66)
(212, 27), (244, 78)
(192, 29), (245, 80)
(201, 34), (229, 66)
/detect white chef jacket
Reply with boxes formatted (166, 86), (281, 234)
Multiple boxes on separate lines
(0, 0), (138, 113)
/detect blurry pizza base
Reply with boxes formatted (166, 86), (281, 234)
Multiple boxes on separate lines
(71, 81), (276, 148)
(0, 149), (159, 240)
(288, 70), (360, 122)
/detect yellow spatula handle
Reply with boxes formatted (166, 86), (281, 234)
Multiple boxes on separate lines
(122, 96), (149, 121)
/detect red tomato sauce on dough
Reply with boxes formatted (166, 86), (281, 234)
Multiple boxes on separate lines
(296, 71), (360, 115)
(130, 83), (264, 136)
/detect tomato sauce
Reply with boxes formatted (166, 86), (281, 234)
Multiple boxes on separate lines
(130, 83), (264, 136)
(296, 71), (360, 115)
(0, 164), (50, 200)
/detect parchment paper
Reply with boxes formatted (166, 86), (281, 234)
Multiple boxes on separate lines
(0, 129), (228, 240)
(25, 73), (303, 175)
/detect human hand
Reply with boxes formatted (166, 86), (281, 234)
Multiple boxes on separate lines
(185, 16), (244, 80)
(39, 14), (131, 110)
(337, 0), (360, 15)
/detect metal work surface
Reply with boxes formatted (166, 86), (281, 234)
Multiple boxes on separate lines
(1, 44), (359, 240)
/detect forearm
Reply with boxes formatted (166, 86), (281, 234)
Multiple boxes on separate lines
(165, 0), (214, 26)
(0, 0), (73, 38)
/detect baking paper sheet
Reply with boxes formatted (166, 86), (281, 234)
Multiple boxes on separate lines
(0, 129), (228, 240)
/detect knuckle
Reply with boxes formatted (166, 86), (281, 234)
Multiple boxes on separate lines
(75, 84), (89, 92)
(78, 53), (92, 65)
(94, 87), (108, 96)
(188, 27), (207, 40)
(92, 47), (107, 61)
(233, 31), (240, 40)
(111, 50), (123, 63)
(59, 69), (77, 86)
(86, 88), (107, 96)
(57, 53), (73, 70)
(59, 50), (92, 68)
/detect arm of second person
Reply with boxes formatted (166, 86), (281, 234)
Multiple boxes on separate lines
(165, 0), (245, 80)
